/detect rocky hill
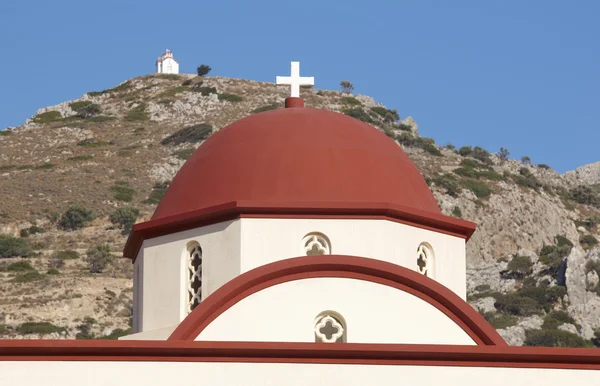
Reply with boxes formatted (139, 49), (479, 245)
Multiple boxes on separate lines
(2, 73), (600, 346)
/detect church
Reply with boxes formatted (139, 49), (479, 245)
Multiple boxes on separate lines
(1, 62), (600, 384)
(156, 49), (179, 74)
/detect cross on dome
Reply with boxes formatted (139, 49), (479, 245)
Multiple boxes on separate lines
(276, 62), (314, 98)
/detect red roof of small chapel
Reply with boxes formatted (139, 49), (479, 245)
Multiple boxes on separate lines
(124, 99), (476, 259)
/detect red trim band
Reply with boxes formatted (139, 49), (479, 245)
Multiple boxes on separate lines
(2, 340), (600, 369)
(124, 201), (476, 260)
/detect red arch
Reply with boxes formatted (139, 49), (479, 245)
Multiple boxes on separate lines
(168, 255), (506, 346)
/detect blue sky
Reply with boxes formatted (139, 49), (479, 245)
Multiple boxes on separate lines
(1, 0), (598, 173)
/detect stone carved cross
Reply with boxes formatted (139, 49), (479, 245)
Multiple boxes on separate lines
(276, 62), (314, 98)
(319, 320), (340, 340)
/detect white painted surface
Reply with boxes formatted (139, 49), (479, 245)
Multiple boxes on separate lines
(238, 218), (467, 299)
(276, 61), (314, 97)
(1, 361), (598, 385)
(196, 277), (475, 345)
(133, 217), (466, 334)
(156, 49), (179, 74)
(133, 220), (241, 332)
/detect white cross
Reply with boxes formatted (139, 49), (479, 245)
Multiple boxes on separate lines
(276, 61), (314, 98)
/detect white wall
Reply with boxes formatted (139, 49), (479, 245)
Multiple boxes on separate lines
(1, 361), (599, 386)
(157, 57), (179, 74)
(239, 218), (467, 298)
(134, 217), (466, 334)
(196, 277), (476, 345)
(134, 220), (241, 332)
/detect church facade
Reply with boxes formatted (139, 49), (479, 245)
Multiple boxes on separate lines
(1, 63), (600, 384)
(156, 49), (179, 74)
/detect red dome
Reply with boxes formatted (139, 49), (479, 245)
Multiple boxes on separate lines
(152, 107), (441, 220)
(124, 104), (476, 259)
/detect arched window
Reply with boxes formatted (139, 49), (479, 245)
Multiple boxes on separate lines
(416, 243), (434, 278)
(187, 242), (203, 313)
(314, 311), (346, 343)
(302, 232), (331, 256)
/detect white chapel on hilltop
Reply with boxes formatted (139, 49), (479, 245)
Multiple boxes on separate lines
(2, 62), (600, 385)
(156, 49), (179, 74)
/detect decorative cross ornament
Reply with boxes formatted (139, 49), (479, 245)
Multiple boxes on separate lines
(315, 315), (344, 343)
(276, 61), (314, 98)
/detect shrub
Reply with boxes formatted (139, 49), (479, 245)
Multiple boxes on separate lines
(110, 181), (135, 202)
(20, 229), (29, 238)
(494, 292), (541, 316)
(458, 146), (473, 156)
(537, 164), (551, 170)
(86, 244), (113, 273)
(143, 181), (170, 204)
(452, 206), (462, 218)
(161, 123), (212, 145)
(28, 225), (44, 235)
(542, 310), (576, 330)
(32, 111), (62, 124)
(0, 235), (32, 258)
(521, 156), (531, 165)
(555, 235), (574, 248)
(197, 64), (211, 76)
(472, 146), (493, 164)
(196, 86), (217, 96)
(70, 101), (101, 118)
(16, 322), (65, 335)
(47, 268), (60, 275)
(11, 271), (43, 283)
(370, 106), (388, 117)
(218, 93), (243, 102)
(580, 235), (598, 250)
(483, 312), (519, 329)
(461, 179), (492, 198)
(423, 143), (443, 156)
(495, 284), (566, 316)
(506, 255), (533, 278)
(109, 207), (140, 232)
(340, 80), (354, 93)
(341, 107), (373, 123)
(54, 250), (79, 260)
(512, 168), (541, 191)
(342, 97), (361, 105)
(432, 174), (462, 197)
(252, 104), (279, 113)
(58, 205), (95, 230)
(570, 185), (600, 207)
(0, 130), (13, 136)
(7, 261), (34, 272)
(182, 79), (193, 86)
(524, 329), (592, 347)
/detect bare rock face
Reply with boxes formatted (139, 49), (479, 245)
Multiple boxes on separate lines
(497, 316), (543, 346)
(400, 116), (419, 136)
(460, 185), (579, 263)
(565, 161), (600, 185)
(566, 246), (600, 339)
